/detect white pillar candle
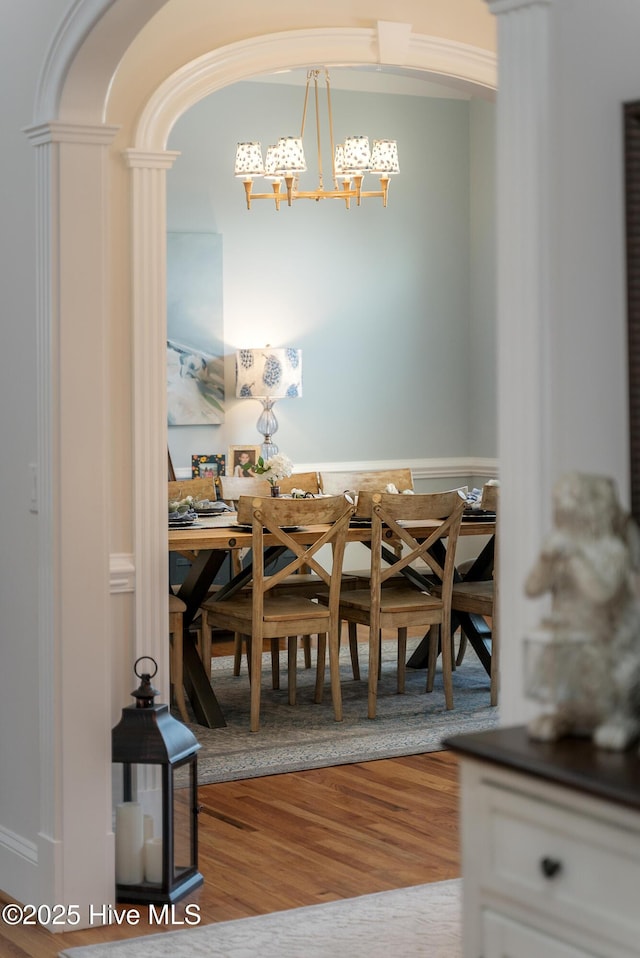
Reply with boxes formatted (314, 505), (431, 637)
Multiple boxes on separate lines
(115, 802), (144, 885)
(143, 814), (154, 842)
(144, 837), (164, 884)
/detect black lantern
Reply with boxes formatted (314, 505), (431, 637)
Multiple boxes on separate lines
(112, 656), (203, 904)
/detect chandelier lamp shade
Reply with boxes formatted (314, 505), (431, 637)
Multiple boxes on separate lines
(236, 347), (303, 458)
(234, 68), (399, 211)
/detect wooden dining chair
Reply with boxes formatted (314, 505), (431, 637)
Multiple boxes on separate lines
(217, 474), (271, 503)
(318, 467), (414, 496)
(318, 468), (416, 673)
(328, 489), (466, 718)
(279, 471), (321, 494)
(168, 476), (218, 503)
(168, 593), (189, 723)
(217, 473), (306, 678)
(219, 472), (321, 500)
(200, 494), (354, 732)
(216, 472), (349, 679)
(192, 475), (269, 678)
(448, 482), (499, 705)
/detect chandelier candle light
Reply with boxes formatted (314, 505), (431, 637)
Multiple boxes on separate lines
(236, 347), (302, 458)
(234, 68), (399, 210)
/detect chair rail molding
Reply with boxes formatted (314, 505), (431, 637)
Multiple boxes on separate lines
(298, 457), (499, 480)
(110, 554), (136, 594)
(171, 457), (499, 483)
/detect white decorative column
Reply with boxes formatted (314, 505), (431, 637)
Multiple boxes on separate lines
(124, 149), (180, 703)
(485, 0), (554, 724)
(25, 120), (119, 923)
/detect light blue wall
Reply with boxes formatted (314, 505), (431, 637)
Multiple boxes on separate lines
(469, 97), (497, 458)
(166, 79), (496, 472)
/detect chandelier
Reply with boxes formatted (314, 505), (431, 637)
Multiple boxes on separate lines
(234, 68), (400, 211)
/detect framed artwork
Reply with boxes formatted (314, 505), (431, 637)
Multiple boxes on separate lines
(191, 454), (226, 479)
(228, 445), (262, 477)
(167, 232), (225, 426)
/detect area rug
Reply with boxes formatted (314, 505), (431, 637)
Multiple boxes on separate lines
(187, 641), (498, 784)
(59, 879), (461, 958)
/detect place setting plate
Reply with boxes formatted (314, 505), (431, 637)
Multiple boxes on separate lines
(349, 517), (372, 528)
(232, 524), (302, 533)
(196, 504), (233, 516)
(168, 511), (199, 527)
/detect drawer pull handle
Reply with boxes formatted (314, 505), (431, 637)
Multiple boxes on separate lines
(540, 856), (562, 879)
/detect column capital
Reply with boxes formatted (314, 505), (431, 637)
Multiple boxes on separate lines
(24, 121), (120, 147)
(124, 148), (180, 170)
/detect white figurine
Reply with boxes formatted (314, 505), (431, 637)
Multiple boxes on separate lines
(525, 471), (640, 749)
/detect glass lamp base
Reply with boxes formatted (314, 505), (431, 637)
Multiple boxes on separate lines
(257, 399), (279, 461)
(261, 440), (278, 459)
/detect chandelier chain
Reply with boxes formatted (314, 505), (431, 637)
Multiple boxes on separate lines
(313, 72), (324, 191)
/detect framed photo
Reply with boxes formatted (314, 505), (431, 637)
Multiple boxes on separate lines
(191, 454), (225, 479)
(227, 445), (262, 477)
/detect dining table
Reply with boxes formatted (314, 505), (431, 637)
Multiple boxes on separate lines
(169, 511), (496, 728)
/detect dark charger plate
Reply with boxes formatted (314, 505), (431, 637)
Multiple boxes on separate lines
(462, 509), (495, 522)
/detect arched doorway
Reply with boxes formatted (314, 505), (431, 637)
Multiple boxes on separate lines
(30, 1), (499, 921)
(124, 26), (497, 701)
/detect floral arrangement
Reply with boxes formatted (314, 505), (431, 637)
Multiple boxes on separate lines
(245, 453), (293, 486)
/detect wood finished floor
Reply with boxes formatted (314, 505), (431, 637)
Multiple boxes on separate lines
(0, 751), (460, 958)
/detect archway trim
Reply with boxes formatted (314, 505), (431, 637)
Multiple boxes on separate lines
(134, 27), (497, 150)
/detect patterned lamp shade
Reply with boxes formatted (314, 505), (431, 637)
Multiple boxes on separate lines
(343, 135), (371, 173)
(234, 142), (264, 178)
(274, 137), (307, 175)
(264, 144), (283, 180)
(334, 143), (347, 177)
(370, 139), (400, 175)
(236, 347), (303, 399)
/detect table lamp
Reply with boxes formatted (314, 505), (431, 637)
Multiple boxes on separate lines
(235, 346), (302, 458)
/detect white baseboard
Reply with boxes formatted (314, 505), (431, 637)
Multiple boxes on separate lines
(0, 824), (38, 910)
(0, 822), (38, 864)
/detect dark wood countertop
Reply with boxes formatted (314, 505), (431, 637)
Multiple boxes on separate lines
(445, 725), (640, 812)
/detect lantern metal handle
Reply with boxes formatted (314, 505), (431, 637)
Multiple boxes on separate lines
(134, 656), (158, 680)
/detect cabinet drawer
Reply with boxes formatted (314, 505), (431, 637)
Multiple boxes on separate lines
(477, 781), (640, 950)
(483, 910), (598, 958)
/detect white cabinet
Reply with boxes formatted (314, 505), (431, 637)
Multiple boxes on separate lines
(448, 727), (640, 958)
(483, 911), (599, 958)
